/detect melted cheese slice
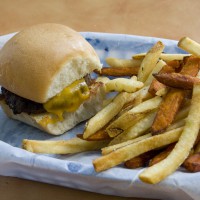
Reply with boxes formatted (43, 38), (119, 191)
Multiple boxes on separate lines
(42, 78), (90, 123)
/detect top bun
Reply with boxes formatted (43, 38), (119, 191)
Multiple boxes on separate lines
(0, 23), (101, 103)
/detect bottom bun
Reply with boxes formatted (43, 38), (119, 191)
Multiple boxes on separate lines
(0, 83), (105, 135)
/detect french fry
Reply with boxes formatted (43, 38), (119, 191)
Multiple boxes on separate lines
(102, 133), (152, 155)
(183, 153), (200, 172)
(83, 86), (150, 139)
(108, 111), (157, 146)
(139, 83), (200, 184)
(120, 98), (141, 115)
(77, 128), (110, 141)
(179, 56), (200, 76)
(149, 144), (175, 166)
(96, 76), (110, 84)
(155, 87), (168, 97)
(153, 73), (200, 89)
(107, 113), (145, 138)
(125, 150), (158, 169)
(116, 86), (152, 119)
(133, 53), (190, 62)
(156, 63), (177, 74)
(106, 57), (142, 68)
(148, 80), (166, 96)
(166, 119), (186, 131)
(150, 133), (200, 168)
(120, 85), (152, 111)
(151, 89), (185, 134)
(173, 97), (190, 120)
(149, 131), (199, 167)
(165, 105), (189, 131)
(178, 37), (200, 56)
(94, 66), (139, 76)
(102, 97), (115, 107)
(113, 98), (143, 118)
(105, 78), (144, 93)
(83, 92), (128, 139)
(148, 64), (175, 96)
(113, 102), (188, 145)
(106, 96), (162, 137)
(22, 138), (109, 154)
(144, 59), (166, 86)
(137, 41), (164, 82)
(130, 76), (138, 81)
(93, 127), (183, 172)
(131, 52), (147, 60)
(167, 60), (182, 69)
(161, 54), (190, 63)
(151, 56), (200, 134)
(195, 142), (200, 153)
(150, 134), (200, 170)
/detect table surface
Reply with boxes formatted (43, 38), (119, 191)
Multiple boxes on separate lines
(0, 0), (200, 200)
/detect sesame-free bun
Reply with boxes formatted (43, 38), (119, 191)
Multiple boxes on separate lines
(0, 23), (101, 103)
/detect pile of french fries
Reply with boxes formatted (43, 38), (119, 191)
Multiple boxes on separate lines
(23, 37), (200, 184)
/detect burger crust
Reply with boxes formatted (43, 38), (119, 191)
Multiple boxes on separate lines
(0, 23), (101, 103)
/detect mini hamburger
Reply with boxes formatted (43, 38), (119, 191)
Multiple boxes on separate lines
(0, 23), (105, 135)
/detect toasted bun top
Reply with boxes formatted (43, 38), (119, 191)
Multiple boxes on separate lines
(0, 23), (101, 103)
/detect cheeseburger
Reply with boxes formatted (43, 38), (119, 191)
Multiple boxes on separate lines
(0, 23), (105, 135)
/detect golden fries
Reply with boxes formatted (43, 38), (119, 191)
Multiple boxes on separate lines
(125, 150), (158, 169)
(139, 84), (200, 184)
(148, 64), (175, 96)
(96, 76), (110, 84)
(83, 86), (150, 139)
(83, 92), (129, 139)
(166, 119), (186, 131)
(144, 60), (166, 86)
(93, 127), (183, 172)
(94, 66), (139, 76)
(178, 37), (200, 56)
(121, 85), (151, 109)
(153, 73), (200, 89)
(77, 128), (110, 141)
(148, 80), (166, 96)
(183, 153), (200, 172)
(22, 138), (109, 154)
(151, 56), (200, 134)
(151, 89), (185, 134)
(160, 54), (190, 62)
(105, 78), (144, 93)
(166, 60), (182, 69)
(137, 41), (165, 82)
(179, 56), (200, 76)
(133, 53), (191, 62)
(165, 105), (189, 131)
(108, 111), (156, 146)
(149, 144), (175, 166)
(106, 57), (142, 68)
(106, 96), (162, 137)
(102, 133), (152, 155)
(155, 88), (168, 97)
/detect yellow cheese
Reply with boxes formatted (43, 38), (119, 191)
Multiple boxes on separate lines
(43, 78), (90, 122)
(38, 115), (60, 127)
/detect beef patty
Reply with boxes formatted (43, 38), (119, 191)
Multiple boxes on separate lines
(1, 87), (45, 115)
